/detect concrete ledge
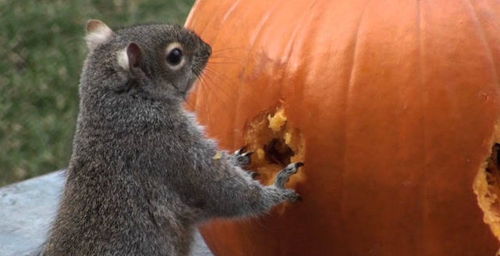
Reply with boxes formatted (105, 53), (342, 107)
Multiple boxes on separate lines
(0, 171), (213, 256)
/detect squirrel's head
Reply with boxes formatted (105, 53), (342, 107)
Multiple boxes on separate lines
(81, 19), (211, 108)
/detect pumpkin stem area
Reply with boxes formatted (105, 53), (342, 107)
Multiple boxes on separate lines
(244, 107), (305, 186)
(474, 142), (500, 241)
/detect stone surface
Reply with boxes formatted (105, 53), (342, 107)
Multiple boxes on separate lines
(0, 171), (213, 256)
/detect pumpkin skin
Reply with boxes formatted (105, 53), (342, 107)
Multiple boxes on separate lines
(185, 0), (500, 255)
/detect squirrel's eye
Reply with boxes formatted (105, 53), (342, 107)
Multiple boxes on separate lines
(165, 42), (185, 70)
(166, 48), (183, 65)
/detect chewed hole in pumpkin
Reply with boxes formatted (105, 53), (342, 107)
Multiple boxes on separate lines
(474, 142), (500, 242)
(263, 138), (295, 166)
(485, 144), (500, 179)
(243, 107), (305, 186)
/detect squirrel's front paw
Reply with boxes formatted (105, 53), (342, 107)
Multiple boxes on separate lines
(232, 146), (260, 179)
(274, 162), (303, 202)
(233, 146), (253, 167)
(275, 162), (303, 189)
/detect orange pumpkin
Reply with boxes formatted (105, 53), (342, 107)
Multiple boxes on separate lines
(185, 0), (500, 255)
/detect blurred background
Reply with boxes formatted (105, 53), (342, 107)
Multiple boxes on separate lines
(0, 0), (195, 186)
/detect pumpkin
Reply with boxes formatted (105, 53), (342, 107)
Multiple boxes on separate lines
(185, 0), (500, 255)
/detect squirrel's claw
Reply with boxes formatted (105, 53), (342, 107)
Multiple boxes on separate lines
(234, 145), (248, 155)
(233, 146), (253, 168)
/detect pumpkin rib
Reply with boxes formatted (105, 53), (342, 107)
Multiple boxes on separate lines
(341, 2), (369, 249)
(420, 2), (434, 252)
(186, 0), (216, 38)
(277, 0), (315, 100)
(415, 1), (429, 254)
(463, 0), (500, 86)
(269, 3), (320, 254)
(230, 0), (282, 150)
(346, 5), (369, 142)
(245, 1), (274, 44)
(221, 0), (241, 23)
(391, 2), (425, 252)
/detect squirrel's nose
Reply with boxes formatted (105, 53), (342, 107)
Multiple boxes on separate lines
(205, 43), (212, 57)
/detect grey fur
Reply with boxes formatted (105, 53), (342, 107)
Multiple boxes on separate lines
(40, 21), (301, 256)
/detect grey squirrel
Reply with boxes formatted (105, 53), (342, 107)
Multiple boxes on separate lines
(39, 20), (302, 256)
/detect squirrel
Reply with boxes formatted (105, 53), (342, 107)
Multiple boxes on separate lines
(38, 20), (303, 256)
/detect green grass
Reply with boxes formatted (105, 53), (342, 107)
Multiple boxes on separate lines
(0, 0), (195, 186)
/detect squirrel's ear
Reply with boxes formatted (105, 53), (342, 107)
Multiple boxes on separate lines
(85, 19), (114, 51)
(117, 42), (143, 71)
